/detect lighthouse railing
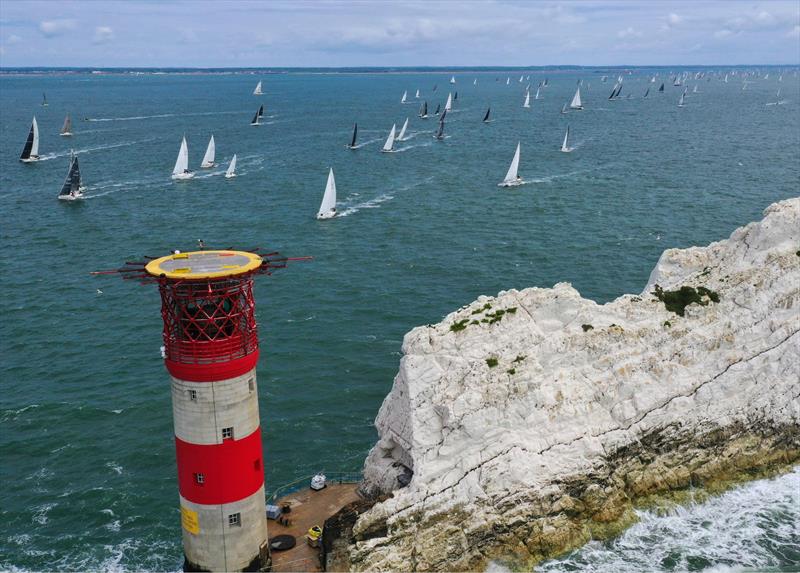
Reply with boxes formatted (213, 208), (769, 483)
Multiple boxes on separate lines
(266, 471), (363, 504)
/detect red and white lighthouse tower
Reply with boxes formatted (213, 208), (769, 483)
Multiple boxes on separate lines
(115, 249), (295, 572)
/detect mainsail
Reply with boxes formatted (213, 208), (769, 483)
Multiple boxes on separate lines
(316, 168), (337, 219)
(59, 153), (82, 197)
(570, 87), (583, 109)
(397, 118), (409, 141)
(225, 154), (237, 178)
(19, 117), (40, 162)
(382, 124), (396, 152)
(60, 114), (72, 136)
(483, 107), (491, 122)
(500, 143), (521, 185)
(561, 126), (570, 152)
(253, 81), (263, 95)
(419, 101), (428, 118)
(200, 135), (216, 168)
(349, 123), (358, 148)
(172, 136), (190, 175)
(444, 93), (453, 111)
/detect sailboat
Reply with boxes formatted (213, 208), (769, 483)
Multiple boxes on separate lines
(381, 124), (396, 153)
(397, 118), (409, 141)
(171, 136), (194, 180)
(250, 106), (262, 126)
(692, 85), (698, 93)
(58, 152), (85, 201)
(60, 114), (73, 136)
(643, 87), (650, 98)
(523, 91), (530, 108)
(482, 107), (491, 123)
(506, 77), (510, 85)
(444, 93), (453, 111)
(415, 89), (420, 98)
(225, 154), (237, 178)
(561, 103), (568, 114)
(449, 75), (456, 84)
(253, 81), (263, 95)
(473, 78), (477, 85)
(534, 87), (541, 100)
(347, 123), (358, 148)
(200, 135), (216, 168)
(419, 101), (428, 119)
(519, 75), (524, 83)
(42, 93), (48, 107)
(498, 142), (523, 187)
(569, 87), (583, 110)
(434, 119), (445, 140)
(434, 103), (441, 115)
(658, 82), (665, 92)
(678, 89), (686, 108)
(258, 104), (264, 119)
(316, 168), (337, 219)
(401, 90), (407, 104)
(560, 126), (573, 153)
(453, 91), (458, 101)
(19, 117), (40, 163)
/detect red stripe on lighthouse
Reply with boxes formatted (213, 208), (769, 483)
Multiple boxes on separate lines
(165, 349), (260, 382)
(175, 428), (265, 505)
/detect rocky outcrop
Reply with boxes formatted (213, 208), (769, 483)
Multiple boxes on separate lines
(338, 199), (800, 571)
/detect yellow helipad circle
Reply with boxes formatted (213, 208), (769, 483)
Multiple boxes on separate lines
(144, 250), (263, 280)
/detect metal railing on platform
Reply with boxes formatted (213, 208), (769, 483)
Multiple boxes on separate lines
(266, 472), (363, 504)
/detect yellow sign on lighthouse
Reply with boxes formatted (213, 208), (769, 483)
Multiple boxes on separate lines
(181, 506), (200, 535)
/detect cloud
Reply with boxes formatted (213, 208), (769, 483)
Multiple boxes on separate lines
(714, 29), (736, 39)
(7, 34), (22, 45)
(667, 13), (682, 25)
(789, 25), (800, 38)
(617, 26), (642, 39)
(39, 19), (76, 37)
(92, 26), (114, 44)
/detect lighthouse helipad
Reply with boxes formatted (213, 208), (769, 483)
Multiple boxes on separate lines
(144, 250), (263, 279)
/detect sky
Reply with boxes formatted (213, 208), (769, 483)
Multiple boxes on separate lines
(0, 0), (798, 68)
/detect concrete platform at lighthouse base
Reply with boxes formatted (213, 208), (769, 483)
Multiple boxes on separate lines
(270, 483), (361, 572)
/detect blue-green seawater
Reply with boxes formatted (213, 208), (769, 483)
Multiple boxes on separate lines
(1, 69), (798, 571)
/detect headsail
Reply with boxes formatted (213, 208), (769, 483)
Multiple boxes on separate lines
(419, 101), (428, 118)
(349, 123), (358, 148)
(561, 126), (571, 152)
(253, 81), (263, 95)
(445, 92), (453, 111)
(251, 107), (260, 125)
(200, 135), (216, 168)
(500, 142), (521, 186)
(483, 107), (491, 122)
(401, 90), (407, 103)
(434, 119), (444, 140)
(415, 89), (420, 98)
(523, 91), (530, 108)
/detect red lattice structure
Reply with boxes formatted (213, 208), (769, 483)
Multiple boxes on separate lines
(95, 248), (307, 382)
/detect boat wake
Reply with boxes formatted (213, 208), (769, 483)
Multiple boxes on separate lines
(338, 194), (394, 217)
(85, 110), (243, 122)
(39, 140), (151, 161)
(396, 141), (434, 152)
(350, 138), (382, 149)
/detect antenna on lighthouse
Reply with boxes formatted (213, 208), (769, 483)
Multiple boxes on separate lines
(94, 248), (309, 572)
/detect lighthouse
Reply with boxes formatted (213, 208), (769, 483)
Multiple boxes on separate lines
(114, 249), (296, 571)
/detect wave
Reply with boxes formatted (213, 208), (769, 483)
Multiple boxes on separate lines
(536, 467), (800, 573)
(349, 137), (382, 149)
(338, 194), (395, 217)
(85, 110), (243, 122)
(395, 140), (434, 152)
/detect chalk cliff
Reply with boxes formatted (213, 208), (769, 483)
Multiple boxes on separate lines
(337, 198), (800, 571)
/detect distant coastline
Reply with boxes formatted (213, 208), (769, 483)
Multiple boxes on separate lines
(1, 64), (798, 77)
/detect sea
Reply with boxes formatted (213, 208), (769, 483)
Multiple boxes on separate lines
(1, 67), (798, 572)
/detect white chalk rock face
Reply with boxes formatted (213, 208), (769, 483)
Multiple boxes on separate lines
(348, 199), (800, 571)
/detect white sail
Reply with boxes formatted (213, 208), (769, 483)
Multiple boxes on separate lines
(253, 81), (262, 95)
(523, 91), (530, 108)
(450, 75), (456, 84)
(225, 154), (237, 178)
(397, 117), (409, 141)
(499, 142), (522, 186)
(473, 78), (477, 85)
(444, 92), (453, 111)
(60, 114), (72, 136)
(382, 124), (396, 152)
(171, 136), (193, 179)
(31, 117), (40, 158)
(506, 77), (510, 85)
(519, 75), (523, 83)
(570, 87), (583, 109)
(200, 135), (215, 168)
(561, 126), (571, 152)
(401, 90), (407, 103)
(678, 90), (686, 107)
(316, 168), (337, 219)
(535, 87), (540, 100)
(415, 89), (420, 98)
(561, 103), (568, 114)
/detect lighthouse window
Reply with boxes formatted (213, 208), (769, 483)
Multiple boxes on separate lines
(248, 378), (254, 393)
(188, 389), (197, 401)
(228, 512), (241, 527)
(222, 427), (234, 440)
(194, 473), (204, 485)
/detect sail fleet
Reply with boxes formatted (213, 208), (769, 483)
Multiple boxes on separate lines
(14, 68), (793, 207)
